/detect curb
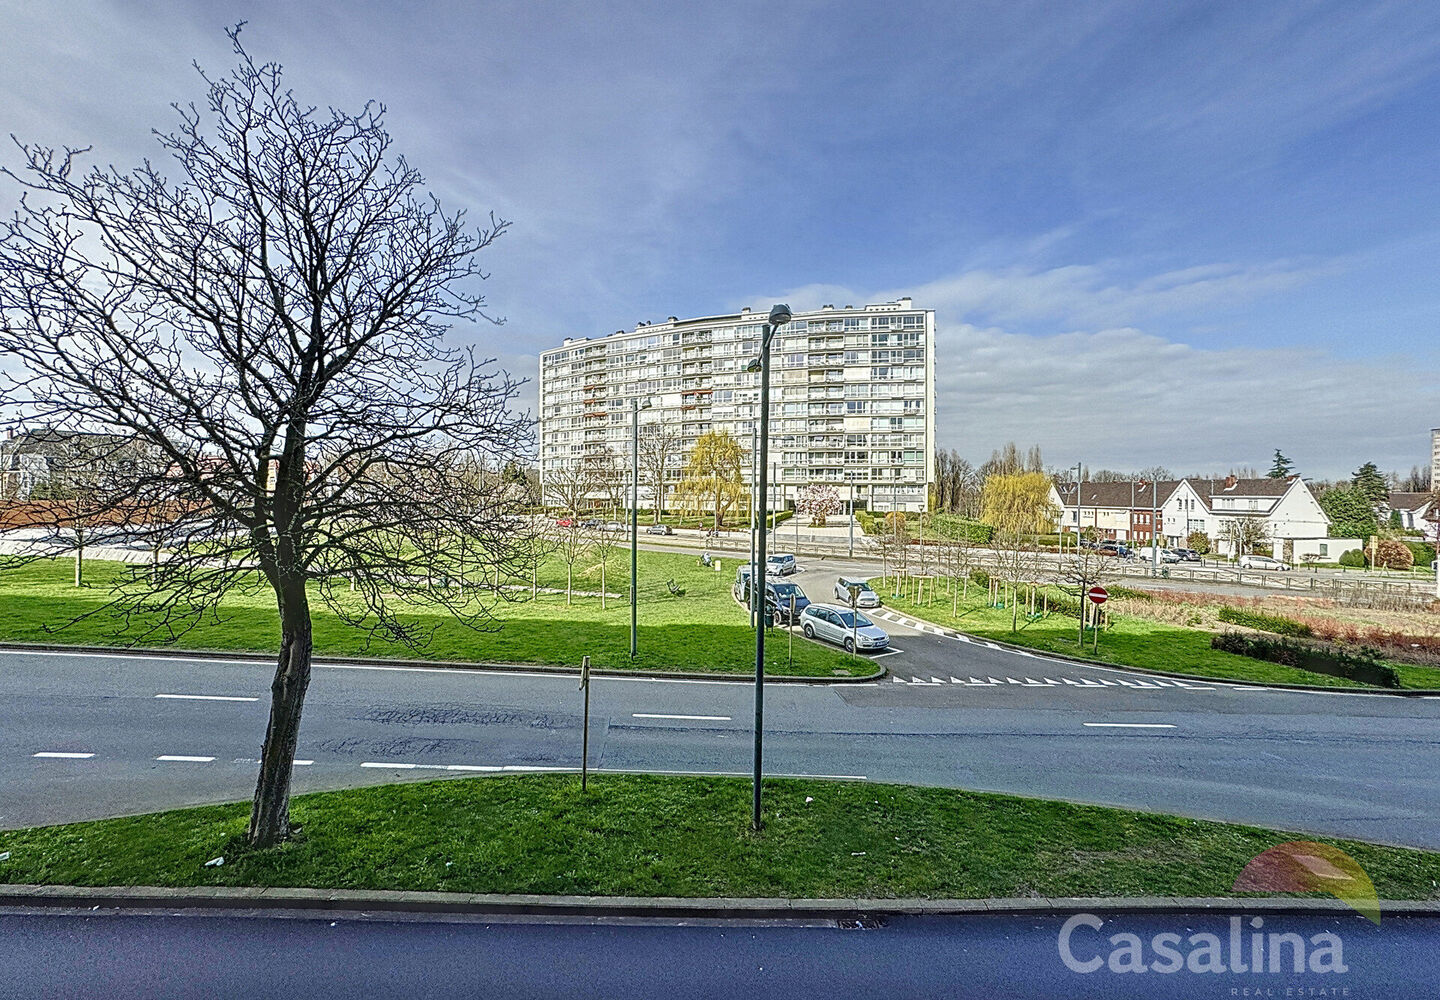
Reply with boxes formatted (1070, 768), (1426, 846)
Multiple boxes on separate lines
(0, 641), (886, 685)
(2, 884), (1437, 919)
(875, 617), (1440, 697)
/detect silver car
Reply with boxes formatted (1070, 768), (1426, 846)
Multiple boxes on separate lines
(799, 603), (889, 653)
(833, 577), (881, 608)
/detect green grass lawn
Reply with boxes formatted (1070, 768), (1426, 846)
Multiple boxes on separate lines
(0, 552), (865, 677)
(873, 579), (1440, 690)
(3, 773), (1438, 899)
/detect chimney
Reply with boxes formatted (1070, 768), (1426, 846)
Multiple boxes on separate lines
(740, 307), (751, 314)
(1224, 475), (1237, 489)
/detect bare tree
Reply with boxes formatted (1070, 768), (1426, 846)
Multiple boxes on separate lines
(545, 460), (598, 516)
(1219, 517), (1270, 559)
(637, 421), (681, 523)
(0, 28), (530, 847)
(583, 447), (625, 518)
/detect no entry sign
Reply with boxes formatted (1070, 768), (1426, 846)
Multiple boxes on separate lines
(1087, 585), (1109, 605)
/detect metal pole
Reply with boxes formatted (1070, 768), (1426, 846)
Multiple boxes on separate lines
(1075, 462), (1084, 647)
(630, 400), (640, 658)
(580, 654), (591, 792)
(749, 421), (758, 627)
(752, 325), (774, 832)
(1150, 481), (1158, 578)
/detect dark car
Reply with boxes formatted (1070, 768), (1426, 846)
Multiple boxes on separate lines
(1097, 540), (1131, 558)
(645, 523), (673, 535)
(766, 581), (811, 624)
(579, 518), (601, 530)
(1172, 548), (1201, 562)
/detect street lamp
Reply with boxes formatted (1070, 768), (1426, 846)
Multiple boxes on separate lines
(745, 302), (791, 831)
(630, 397), (652, 659)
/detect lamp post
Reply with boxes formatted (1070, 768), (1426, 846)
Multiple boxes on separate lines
(744, 302), (791, 831)
(630, 397), (652, 659)
(1074, 462), (1084, 647)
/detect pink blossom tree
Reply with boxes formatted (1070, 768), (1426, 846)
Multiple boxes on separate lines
(796, 483), (843, 527)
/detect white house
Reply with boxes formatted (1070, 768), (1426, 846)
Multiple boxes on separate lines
(1385, 492), (1434, 531)
(1054, 474), (1348, 560)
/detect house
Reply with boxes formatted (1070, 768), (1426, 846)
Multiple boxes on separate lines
(1050, 480), (1180, 544)
(0, 426), (149, 500)
(1053, 474), (1347, 560)
(1384, 492), (1434, 531)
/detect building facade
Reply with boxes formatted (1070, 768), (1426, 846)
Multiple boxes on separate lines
(538, 299), (936, 513)
(1051, 475), (1340, 560)
(1432, 427), (1440, 492)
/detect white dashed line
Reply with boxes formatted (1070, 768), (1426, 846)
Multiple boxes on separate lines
(155, 755), (216, 762)
(1082, 723), (1176, 729)
(633, 713), (731, 721)
(33, 751), (94, 759)
(155, 693), (258, 702)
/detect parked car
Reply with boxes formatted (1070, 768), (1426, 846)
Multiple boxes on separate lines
(1172, 548), (1202, 562)
(1097, 541), (1132, 558)
(1135, 545), (1181, 564)
(601, 521), (626, 533)
(799, 604), (890, 653)
(645, 523), (673, 535)
(766, 581), (810, 624)
(766, 552), (798, 575)
(579, 518), (601, 530)
(554, 517), (573, 527)
(733, 565), (753, 603)
(834, 577), (881, 608)
(1239, 554), (1290, 571)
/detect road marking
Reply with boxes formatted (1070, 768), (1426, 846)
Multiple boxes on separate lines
(361, 761), (417, 769)
(155, 693), (259, 702)
(891, 675), (906, 683)
(632, 713), (732, 721)
(1082, 723), (1176, 729)
(294, 760), (314, 766)
(33, 751), (94, 759)
(156, 755), (216, 762)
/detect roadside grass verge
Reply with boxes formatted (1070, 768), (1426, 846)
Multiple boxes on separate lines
(0, 554), (865, 677)
(873, 582), (1440, 690)
(3, 773), (1439, 899)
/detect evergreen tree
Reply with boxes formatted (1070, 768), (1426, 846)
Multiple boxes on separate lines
(1320, 485), (1379, 539)
(1351, 462), (1389, 505)
(1267, 449), (1294, 478)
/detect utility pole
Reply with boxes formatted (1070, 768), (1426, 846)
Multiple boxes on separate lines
(1074, 462), (1084, 647)
(848, 482), (855, 558)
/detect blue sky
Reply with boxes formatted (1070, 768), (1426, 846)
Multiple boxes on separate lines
(3, 0), (1438, 478)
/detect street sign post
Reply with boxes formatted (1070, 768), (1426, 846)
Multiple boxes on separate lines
(1085, 587), (1107, 652)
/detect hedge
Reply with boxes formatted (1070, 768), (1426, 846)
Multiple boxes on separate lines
(1216, 606), (1313, 638)
(1210, 632), (1399, 688)
(1338, 549), (1367, 568)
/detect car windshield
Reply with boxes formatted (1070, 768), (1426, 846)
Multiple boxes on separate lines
(841, 580), (873, 592)
(836, 611), (873, 628)
(770, 583), (804, 598)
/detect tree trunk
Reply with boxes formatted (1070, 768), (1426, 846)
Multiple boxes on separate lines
(601, 558), (607, 610)
(74, 541), (83, 588)
(247, 583), (313, 848)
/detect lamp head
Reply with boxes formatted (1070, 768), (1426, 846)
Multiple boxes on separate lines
(744, 357), (763, 374)
(767, 303), (792, 327)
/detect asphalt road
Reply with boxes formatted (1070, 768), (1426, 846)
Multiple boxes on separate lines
(0, 908), (1430, 998)
(5, 620), (1440, 846)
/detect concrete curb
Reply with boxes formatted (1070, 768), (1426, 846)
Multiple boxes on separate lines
(0, 642), (886, 685)
(2, 884), (1437, 919)
(886, 621), (1440, 697)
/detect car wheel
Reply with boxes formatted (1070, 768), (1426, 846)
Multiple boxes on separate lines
(802, 624), (815, 639)
(843, 638), (855, 653)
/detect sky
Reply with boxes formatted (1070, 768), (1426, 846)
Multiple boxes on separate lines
(2, 0), (1438, 479)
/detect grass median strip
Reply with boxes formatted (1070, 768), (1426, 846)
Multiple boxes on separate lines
(0, 555), (866, 677)
(3, 774), (1440, 900)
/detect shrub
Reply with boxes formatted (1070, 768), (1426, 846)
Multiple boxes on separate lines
(1403, 541), (1435, 568)
(968, 567), (990, 589)
(1210, 632), (1399, 688)
(1216, 605), (1313, 637)
(1186, 531), (1211, 555)
(1375, 538), (1414, 570)
(1338, 549), (1367, 568)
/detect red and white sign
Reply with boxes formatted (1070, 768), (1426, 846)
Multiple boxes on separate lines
(1087, 586), (1109, 605)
